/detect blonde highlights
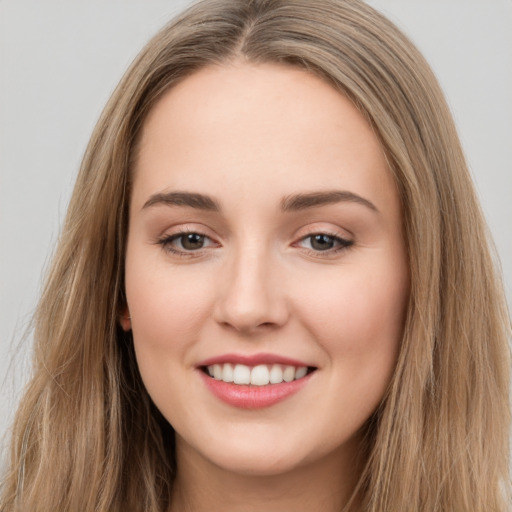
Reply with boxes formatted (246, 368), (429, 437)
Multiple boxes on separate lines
(1, 1), (510, 510)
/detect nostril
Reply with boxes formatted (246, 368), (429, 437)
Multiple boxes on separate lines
(259, 321), (277, 329)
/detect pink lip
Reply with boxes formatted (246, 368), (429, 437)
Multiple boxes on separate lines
(199, 371), (314, 409)
(196, 353), (316, 409)
(197, 353), (311, 367)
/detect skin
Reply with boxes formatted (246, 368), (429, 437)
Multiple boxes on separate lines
(122, 62), (409, 511)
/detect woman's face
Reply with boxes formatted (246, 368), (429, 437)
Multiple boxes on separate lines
(123, 62), (409, 476)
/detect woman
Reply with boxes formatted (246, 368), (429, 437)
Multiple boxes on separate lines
(1, 0), (510, 510)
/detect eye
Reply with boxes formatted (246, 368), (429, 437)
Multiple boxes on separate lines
(175, 233), (208, 250)
(298, 233), (353, 253)
(158, 231), (217, 255)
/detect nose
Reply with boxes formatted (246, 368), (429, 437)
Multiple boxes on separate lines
(213, 246), (290, 334)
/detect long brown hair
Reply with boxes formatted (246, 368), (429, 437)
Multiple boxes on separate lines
(1, 1), (510, 510)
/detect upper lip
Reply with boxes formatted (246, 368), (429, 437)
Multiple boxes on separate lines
(196, 353), (314, 368)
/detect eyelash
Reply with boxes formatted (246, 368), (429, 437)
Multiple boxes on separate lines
(156, 231), (354, 258)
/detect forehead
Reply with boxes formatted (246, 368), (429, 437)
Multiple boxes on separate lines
(131, 62), (398, 217)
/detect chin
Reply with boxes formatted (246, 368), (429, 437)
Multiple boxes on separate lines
(208, 447), (307, 477)
(181, 427), (340, 478)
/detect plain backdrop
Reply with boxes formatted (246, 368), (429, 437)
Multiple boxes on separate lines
(1, 0), (511, 457)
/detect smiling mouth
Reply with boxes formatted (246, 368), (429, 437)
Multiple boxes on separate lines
(202, 363), (317, 386)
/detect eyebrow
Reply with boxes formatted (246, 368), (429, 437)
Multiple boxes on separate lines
(281, 190), (379, 213)
(142, 189), (378, 214)
(142, 191), (220, 211)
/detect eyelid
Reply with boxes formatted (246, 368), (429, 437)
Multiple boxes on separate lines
(155, 222), (220, 242)
(292, 222), (353, 242)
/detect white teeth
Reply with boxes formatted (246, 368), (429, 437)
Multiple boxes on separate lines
(250, 365), (270, 386)
(295, 366), (308, 379)
(222, 363), (234, 383)
(269, 364), (283, 384)
(233, 364), (251, 385)
(283, 365), (295, 382)
(206, 363), (310, 386)
(213, 364), (222, 380)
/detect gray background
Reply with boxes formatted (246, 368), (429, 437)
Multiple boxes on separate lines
(1, 1), (511, 455)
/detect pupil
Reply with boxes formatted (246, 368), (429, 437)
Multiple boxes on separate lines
(311, 234), (334, 251)
(182, 233), (204, 250)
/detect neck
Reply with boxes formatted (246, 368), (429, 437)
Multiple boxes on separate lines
(169, 434), (364, 512)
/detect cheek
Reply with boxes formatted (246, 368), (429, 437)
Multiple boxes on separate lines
(124, 258), (217, 423)
(297, 257), (408, 377)
(124, 255), (214, 365)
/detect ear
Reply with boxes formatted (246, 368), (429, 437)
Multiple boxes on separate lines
(119, 305), (132, 331)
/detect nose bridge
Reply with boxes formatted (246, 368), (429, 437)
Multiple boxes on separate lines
(215, 239), (287, 332)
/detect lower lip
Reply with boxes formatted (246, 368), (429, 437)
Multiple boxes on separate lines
(199, 371), (313, 409)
